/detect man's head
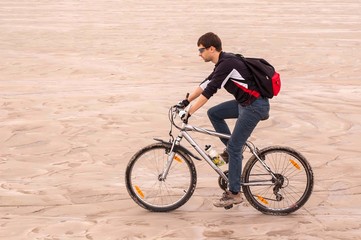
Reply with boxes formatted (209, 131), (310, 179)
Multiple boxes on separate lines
(197, 32), (222, 63)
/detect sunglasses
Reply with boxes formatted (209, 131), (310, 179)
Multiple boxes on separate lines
(198, 47), (209, 53)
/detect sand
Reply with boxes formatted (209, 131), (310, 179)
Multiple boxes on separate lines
(0, 0), (360, 239)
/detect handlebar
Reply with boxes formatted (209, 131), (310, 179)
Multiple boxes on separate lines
(170, 93), (191, 125)
(169, 105), (190, 129)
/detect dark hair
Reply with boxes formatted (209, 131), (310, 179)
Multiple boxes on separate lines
(197, 32), (222, 51)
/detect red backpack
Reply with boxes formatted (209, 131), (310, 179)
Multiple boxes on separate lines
(236, 54), (281, 98)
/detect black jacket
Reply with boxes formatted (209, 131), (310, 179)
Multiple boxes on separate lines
(200, 52), (260, 106)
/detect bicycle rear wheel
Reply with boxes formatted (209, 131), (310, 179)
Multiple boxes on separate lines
(125, 143), (197, 212)
(242, 146), (313, 215)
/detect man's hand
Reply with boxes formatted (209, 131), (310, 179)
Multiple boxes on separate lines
(175, 99), (189, 109)
(178, 110), (191, 123)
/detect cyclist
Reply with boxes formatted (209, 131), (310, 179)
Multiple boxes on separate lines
(177, 32), (270, 207)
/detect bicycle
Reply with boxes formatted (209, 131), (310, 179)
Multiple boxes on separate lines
(125, 105), (314, 215)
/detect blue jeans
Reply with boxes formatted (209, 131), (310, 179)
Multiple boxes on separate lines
(207, 98), (270, 193)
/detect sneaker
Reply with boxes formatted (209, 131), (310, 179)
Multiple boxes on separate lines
(213, 190), (243, 207)
(220, 149), (229, 163)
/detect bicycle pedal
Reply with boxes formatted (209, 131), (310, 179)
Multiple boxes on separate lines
(224, 204), (233, 210)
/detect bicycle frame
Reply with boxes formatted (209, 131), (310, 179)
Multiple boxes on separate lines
(161, 120), (278, 186)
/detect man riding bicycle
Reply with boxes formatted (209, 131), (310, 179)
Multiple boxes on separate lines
(177, 32), (270, 207)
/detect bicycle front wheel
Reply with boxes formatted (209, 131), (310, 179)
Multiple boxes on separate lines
(242, 146), (314, 215)
(125, 143), (197, 212)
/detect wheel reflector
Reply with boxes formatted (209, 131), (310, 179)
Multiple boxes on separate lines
(174, 155), (182, 163)
(290, 159), (301, 170)
(257, 195), (269, 205)
(134, 185), (144, 198)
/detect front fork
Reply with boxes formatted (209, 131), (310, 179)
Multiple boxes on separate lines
(159, 135), (182, 181)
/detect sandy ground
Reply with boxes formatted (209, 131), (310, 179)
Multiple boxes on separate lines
(0, 0), (360, 239)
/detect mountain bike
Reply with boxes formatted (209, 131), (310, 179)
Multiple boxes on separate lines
(125, 105), (314, 215)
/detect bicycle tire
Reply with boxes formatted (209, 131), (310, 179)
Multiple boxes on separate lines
(125, 143), (197, 212)
(242, 146), (313, 215)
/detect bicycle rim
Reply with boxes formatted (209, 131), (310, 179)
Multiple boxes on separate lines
(125, 144), (197, 212)
(242, 146), (313, 215)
